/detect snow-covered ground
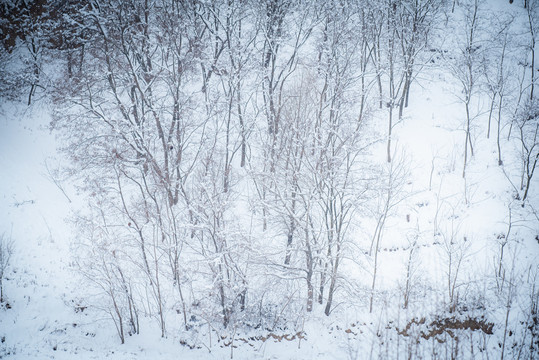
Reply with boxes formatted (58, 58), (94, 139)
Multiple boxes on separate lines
(1, 0), (539, 359)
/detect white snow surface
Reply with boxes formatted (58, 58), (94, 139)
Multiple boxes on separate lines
(1, 0), (539, 359)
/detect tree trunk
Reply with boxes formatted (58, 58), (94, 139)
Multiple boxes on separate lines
(387, 105), (393, 163)
(497, 94), (504, 165)
(463, 102), (472, 178)
(324, 247), (340, 316)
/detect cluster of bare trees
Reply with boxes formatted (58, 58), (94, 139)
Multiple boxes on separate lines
(446, 0), (539, 206)
(1, 0), (538, 355)
(43, 0), (446, 339)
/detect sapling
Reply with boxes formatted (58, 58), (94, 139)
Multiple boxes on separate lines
(447, 0), (482, 178)
(437, 203), (469, 313)
(402, 232), (420, 310)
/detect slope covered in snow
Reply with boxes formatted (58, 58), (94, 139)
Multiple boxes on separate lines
(1, 0), (538, 359)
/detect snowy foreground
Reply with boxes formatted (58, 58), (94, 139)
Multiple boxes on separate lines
(1, 0), (539, 359)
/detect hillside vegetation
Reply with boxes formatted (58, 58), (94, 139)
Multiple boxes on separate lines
(1, 0), (538, 359)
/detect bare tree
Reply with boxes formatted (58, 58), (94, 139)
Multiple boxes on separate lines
(383, 0), (405, 163)
(437, 202), (470, 312)
(259, 0), (313, 170)
(482, 15), (516, 166)
(527, 1), (538, 100)
(401, 230), (420, 310)
(396, 0), (441, 117)
(221, 0), (258, 171)
(369, 151), (409, 313)
(448, 0), (482, 178)
(516, 99), (539, 204)
(368, 0), (439, 163)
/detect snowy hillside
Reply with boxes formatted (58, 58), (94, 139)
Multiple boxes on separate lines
(1, 0), (538, 359)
